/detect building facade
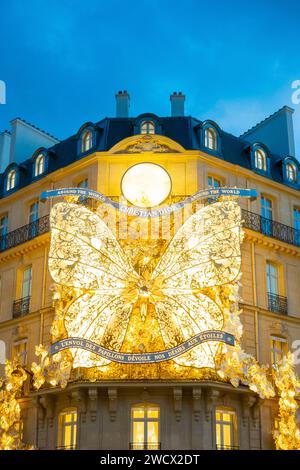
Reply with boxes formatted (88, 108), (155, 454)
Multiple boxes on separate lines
(0, 91), (300, 450)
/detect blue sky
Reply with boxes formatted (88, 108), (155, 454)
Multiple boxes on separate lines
(0, 0), (300, 152)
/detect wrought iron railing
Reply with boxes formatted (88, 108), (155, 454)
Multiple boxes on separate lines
(0, 216), (50, 253)
(242, 209), (300, 247)
(129, 442), (161, 450)
(267, 292), (288, 315)
(216, 445), (239, 450)
(12, 296), (31, 318)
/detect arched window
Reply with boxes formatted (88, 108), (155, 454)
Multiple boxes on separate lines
(204, 127), (217, 150)
(131, 403), (160, 450)
(6, 170), (17, 191)
(34, 154), (45, 177)
(57, 408), (78, 450)
(286, 162), (297, 183)
(254, 149), (267, 171)
(215, 407), (238, 450)
(140, 121), (155, 135)
(81, 130), (93, 153)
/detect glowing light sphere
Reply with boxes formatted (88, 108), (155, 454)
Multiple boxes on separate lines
(121, 163), (172, 207)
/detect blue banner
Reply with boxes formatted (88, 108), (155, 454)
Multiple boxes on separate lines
(40, 187), (257, 218)
(50, 330), (235, 363)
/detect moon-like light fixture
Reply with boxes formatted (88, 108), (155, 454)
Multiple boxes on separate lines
(121, 163), (172, 207)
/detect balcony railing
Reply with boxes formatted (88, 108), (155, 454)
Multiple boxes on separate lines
(242, 209), (300, 247)
(56, 445), (77, 450)
(129, 442), (161, 450)
(12, 296), (31, 318)
(267, 292), (288, 315)
(0, 216), (50, 253)
(216, 445), (239, 450)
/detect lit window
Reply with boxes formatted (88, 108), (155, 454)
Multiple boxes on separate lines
(57, 408), (78, 450)
(12, 339), (28, 367)
(131, 404), (160, 450)
(266, 261), (278, 296)
(0, 215), (8, 251)
(6, 170), (16, 191)
(215, 408), (238, 450)
(286, 163), (297, 183)
(254, 149), (267, 171)
(140, 121), (155, 134)
(293, 207), (300, 246)
(22, 266), (32, 299)
(81, 130), (93, 153)
(271, 336), (288, 366)
(204, 128), (217, 150)
(34, 154), (45, 177)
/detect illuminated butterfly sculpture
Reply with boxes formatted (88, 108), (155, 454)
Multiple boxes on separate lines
(48, 198), (243, 370)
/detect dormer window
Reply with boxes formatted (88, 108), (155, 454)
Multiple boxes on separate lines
(6, 170), (16, 191)
(286, 162), (297, 183)
(140, 121), (155, 135)
(204, 127), (217, 150)
(81, 130), (93, 153)
(34, 154), (45, 177)
(254, 149), (267, 171)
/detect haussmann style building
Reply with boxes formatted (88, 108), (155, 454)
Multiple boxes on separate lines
(0, 91), (300, 450)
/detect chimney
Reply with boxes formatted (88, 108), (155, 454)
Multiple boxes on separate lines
(170, 91), (185, 117)
(115, 90), (130, 118)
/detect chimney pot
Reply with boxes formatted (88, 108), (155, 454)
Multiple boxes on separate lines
(170, 91), (185, 117)
(115, 90), (130, 117)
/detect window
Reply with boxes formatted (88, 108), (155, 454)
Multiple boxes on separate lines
(286, 163), (297, 183)
(6, 170), (16, 191)
(207, 176), (221, 188)
(0, 215), (8, 251)
(81, 130), (93, 153)
(271, 336), (288, 366)
(215, 408), (238, 450)
(29, 202), (39, 238)
(140, 121), (155, 135)
(266, 261), (279, 296)
(12, 339), (28, 366)
(0, 340), (6, 365)
(57, 408), (78, 450)
(131, 404), (160, 450)
(34, 154), (45, 177)
(204, 127), (217, 151)
(254, 149), (267, 171)
(77, 179), (88, 189)
(22, 266), (32, 299)
(293, 207), (300, 246)
(261, 196), (273, 236)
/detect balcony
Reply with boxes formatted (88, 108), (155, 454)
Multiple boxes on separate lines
(216, 445), (239, 450)
(0, 215), (50, 253)
(129, 442), (161, 450)
(267, 292), (288, 315)
(242, 209), (300, 247)
(12, 296), (31, 318)
(56, 445), (77, 450)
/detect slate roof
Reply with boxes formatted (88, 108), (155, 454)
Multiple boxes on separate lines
(0, 114), (298, 199)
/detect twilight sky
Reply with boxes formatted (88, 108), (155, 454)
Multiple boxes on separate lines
(0, 0), (300, 153)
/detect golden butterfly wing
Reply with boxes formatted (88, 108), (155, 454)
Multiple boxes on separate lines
(152, 199), (242, 290)
(152, 200), (242, 369)
(48, 202), (138, 367)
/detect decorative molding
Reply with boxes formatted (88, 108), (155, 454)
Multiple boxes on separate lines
(39, 394), (55, 428)
(173, 387), (182, 422)
(88, 388), (98, 422)
(205, 389), (221, 422)
(108, 388), (117, 422)
(192, 387), (202, 421)
(71, 389), (87, 422)
(109, 134), (184, 154)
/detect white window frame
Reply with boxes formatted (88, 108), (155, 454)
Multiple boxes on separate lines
(6, 170), (16, 191)
(266, 261), (279, 296)
(140, 121), (155, 135)
(286, 163), (297, 183)
(81, 130), (93, 152)
(204, 127), (217, 150)
(57, 408), (78, 450)
(270, 335), (288, 365)
(12, 338), (28, 366)
(22, 266), (32, 299)
(254, 149), (267, 171)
